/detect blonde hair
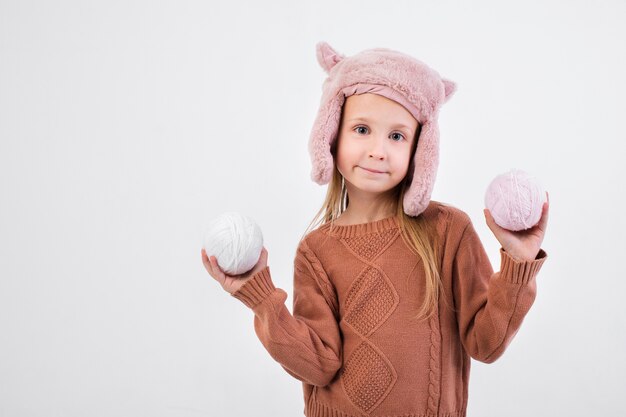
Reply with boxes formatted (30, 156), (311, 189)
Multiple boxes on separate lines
(300, 123), (451, 321)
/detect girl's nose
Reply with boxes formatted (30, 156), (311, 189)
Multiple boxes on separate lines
(368, 136), (386, 160)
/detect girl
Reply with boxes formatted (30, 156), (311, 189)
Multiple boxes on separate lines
(202, 41), (549, 417)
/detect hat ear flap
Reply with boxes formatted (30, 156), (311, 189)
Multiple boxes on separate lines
(316, 41), (345, 73)
(309, 95), (345, 184)
(403, 119), (439, 216)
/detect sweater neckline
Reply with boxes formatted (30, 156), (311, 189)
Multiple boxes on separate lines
(320, 215), (399, 238)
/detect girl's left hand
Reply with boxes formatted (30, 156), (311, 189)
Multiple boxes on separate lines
(483, 191), (549, 262)
(201, 247), (269, 295)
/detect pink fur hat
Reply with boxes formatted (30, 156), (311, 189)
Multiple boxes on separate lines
(308, 41), (457, 217)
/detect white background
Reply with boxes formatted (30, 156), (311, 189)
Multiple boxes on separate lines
(1, 0), (625, 416)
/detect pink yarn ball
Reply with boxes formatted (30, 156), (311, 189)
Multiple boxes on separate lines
(484, 169), (547, 231)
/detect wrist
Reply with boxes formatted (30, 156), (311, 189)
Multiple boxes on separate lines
(503, 248), (536, 262)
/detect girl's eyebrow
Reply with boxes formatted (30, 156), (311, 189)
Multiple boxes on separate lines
(347, 117), (412, 131)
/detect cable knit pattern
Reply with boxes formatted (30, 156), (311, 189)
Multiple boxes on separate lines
(340, 341), (397, 413)
(427, 311), (442, 413)
(343, 266), (397, 337)
(230, 201), (549, 417)
(342, 228), (398, 259)
(339, 229), (400, 414)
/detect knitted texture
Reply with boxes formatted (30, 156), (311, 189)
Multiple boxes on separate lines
(339, 228), (400, 414)
(231, 201), (548, 417)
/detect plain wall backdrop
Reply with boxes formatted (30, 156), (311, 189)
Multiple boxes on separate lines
(1, 0), (625, 416)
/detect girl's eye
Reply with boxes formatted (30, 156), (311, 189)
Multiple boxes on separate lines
(354, 126), (404, 141)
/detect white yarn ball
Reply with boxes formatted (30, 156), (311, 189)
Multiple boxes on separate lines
(484, 169), (547, 231)
(202, 212), (264, 276)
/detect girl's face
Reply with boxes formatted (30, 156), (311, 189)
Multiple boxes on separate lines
(335, 93), (418, 197)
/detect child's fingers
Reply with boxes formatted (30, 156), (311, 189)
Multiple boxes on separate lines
(483, 209), (498, 230)
(201, 249), (214, 274)
(201, 249), (234, 289)
(209, 255), (227, 285)
(201, 249), (222, 281)
(539, 197), (549, 231)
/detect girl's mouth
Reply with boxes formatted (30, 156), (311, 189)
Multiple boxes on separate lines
(360, 166), (386, 174)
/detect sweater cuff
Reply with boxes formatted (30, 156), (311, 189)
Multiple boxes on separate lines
(499, 247), (548, 285)
(230, 266), (276, 309)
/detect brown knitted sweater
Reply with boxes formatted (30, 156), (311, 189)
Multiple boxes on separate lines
(231, 201), (548, 417)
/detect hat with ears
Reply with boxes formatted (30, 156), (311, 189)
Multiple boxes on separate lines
(308, 41), (457, 217)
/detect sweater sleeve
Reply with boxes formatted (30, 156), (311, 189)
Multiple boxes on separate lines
(229, 238), (343, 386)
(452, 217), (548, 364)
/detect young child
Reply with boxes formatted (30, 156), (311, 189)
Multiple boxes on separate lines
(202, 41), (549, 417)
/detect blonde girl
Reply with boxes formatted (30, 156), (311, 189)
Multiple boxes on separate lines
(202, 41), (549, 417)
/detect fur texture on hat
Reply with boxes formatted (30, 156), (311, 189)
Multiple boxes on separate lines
(308, 41), (457, 217)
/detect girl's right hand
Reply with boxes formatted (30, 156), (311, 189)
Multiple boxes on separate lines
(201, 247), (268, 295)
